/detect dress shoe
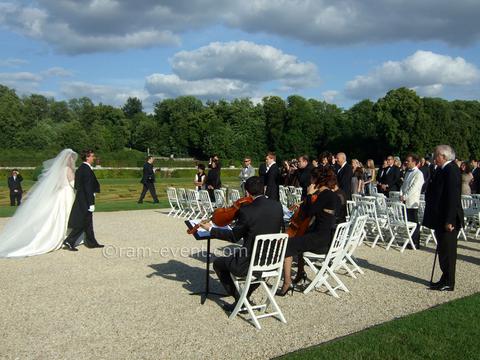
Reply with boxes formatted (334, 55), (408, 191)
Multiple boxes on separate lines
(63, 241), (78, 252)
(438, 285), (454, 292)
(91, 243), (104, 248)
(429, 280), (445, 290)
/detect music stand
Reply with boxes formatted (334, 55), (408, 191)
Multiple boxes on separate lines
(185, 220), (227, 304)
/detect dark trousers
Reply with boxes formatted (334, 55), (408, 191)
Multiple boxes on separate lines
(10, 191), (22, 206)
(435, 228), (458, 287)
(64, 212), (98, 248)
(213, 256), (259, 300)
(139, 182), (158, 202)
(406, 208), (420, 245)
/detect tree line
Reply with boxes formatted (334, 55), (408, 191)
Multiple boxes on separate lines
(1, 84), (479, 163)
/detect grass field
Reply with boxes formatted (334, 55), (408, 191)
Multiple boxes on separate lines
(281, 292), (480, 360)
(0, 177), (241, 217)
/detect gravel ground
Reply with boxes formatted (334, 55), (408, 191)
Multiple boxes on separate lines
(1, 209), (479, 359)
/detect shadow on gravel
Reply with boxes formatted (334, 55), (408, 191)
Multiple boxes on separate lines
(422, 246), (480, 266)
(357, 258), (431, 286)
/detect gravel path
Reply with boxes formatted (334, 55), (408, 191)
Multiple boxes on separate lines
(1, 209), (479, 359)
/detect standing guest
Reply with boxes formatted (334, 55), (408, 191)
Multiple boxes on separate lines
(351, 160), (364, 195)
(377, 159), (388, 182)
(206, 159), (221, 201)
(419, 157), (431, 194)
(288, 159), (300, 187)
(471, 159), (479, 194)
(319, 151), (333, 170)
(138, 156), (159, 204)
(364, 159), (376, 195)
(63, 150), (104, 251)
(312, 158), (319, 168)
(280, 160), (291, 186)
(200, 176), (283, 311)
(194, 164), (206, 191)
(334, 152), (353, 199)
(400, 154), (425, 249)
(378, 155), (401, 197)
(8, 169), (23, 206)
(264, 152), (280, 201)
(423, 145), (463, 291)
(239, 157), (255, 195)
(297, 155), (313, 199)
(460, 162), (473, 195)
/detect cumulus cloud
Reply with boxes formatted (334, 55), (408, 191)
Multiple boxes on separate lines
(1, 1), (480, 54)
(0, 71), (43, 93)
(345, 50), (480, 99)
(60, 81), (148, 106)
(322, 90), (340, 103)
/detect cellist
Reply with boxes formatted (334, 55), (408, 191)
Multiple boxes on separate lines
(199, 176), (284, 312)
(277, 167), (338, 296)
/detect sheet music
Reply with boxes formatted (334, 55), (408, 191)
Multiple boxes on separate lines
(187, 220), (232, 238)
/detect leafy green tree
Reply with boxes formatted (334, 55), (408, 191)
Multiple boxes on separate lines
(122, 97), (143, 118)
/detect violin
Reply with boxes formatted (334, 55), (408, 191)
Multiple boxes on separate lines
(286, 193), (318, 238)
(187, 196), (254, 234)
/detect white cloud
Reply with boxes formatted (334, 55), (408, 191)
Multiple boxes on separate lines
(345, 50), (480, 99)
(42, 67), (73, 77)
(0, 58), (28, 67)
(61, 81), (148, 106)
(0, 71), (43, 93)
(1, 1), (480, 54)
(322, 90), (340, 103)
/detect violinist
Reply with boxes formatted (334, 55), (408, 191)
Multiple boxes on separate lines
(199, 176), (284, 312)
(277, 167), (338, 296)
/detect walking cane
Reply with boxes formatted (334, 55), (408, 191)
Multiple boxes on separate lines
(429, 243), (439, 285)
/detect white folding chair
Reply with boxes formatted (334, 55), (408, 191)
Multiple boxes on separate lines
(229, 233), (289, 330)
(389, 191), (401, 201)
(166, 187), (182, 217)
(186, 189), (203, 219)
(356, 198), (387, 247)
(228, 189), (241, 205)
(279, 186), (288, 207)
(385, 202), (417, 252)
(352, 194), (363, 203)
(418, 199), (437, 246)
(198, 190), (214, 219)
(214, 189), (227, 208)
(302, 222), (351, 297)
(336, 214), (369, 278)
(177, 188), (193, 218)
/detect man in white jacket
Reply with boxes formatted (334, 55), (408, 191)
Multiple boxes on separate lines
(400, 154), (425, 249)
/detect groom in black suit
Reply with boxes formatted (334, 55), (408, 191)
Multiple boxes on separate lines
(7, 169), (23, 206)
(423, 145), (463, 291)
(63, 149), (104, 251)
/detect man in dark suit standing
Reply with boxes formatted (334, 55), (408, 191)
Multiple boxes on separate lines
(138, 156), (159, 204)
(63, 150), (104, 251)
(378, 155), (401, 196)
(471, 159), (479, 194)
(264, 152), (280, 201)
(200, 176), (284, 310)
(297, 155), (313, 200)
(7, 169), (23, 206)
(334, 152), (353, 199)
(423, 145), (463, 291)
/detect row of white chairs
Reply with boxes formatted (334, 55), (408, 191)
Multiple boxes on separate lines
(230, 213), (369, 329)
(279, 185), (302, 208)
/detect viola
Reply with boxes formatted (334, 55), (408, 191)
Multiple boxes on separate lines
(187, 196), (254, 235)
(286, 193), (318, 238)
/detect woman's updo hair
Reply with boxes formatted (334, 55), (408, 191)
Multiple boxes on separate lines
(311, 167), (337, 190)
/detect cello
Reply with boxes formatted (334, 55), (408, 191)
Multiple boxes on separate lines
(286, 193), (318, 238)
(187, 196), (253, 234)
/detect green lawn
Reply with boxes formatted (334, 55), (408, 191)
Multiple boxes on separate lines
(281, 292), (480, 360)
(0, 177), (241, 217)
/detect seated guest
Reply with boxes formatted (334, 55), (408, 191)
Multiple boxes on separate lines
(277, 168), (338, 296)
(200, 176), (284, 311)
(194, 164), (206, 191)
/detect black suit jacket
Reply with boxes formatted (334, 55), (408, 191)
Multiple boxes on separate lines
(210, 196), (284, 277)
(264, 163), (280, 200)
(423, 161), (463, 230)
(8, 175), (23, 193)
(141, 162), (155, 184)
(472, 167), (480, 194)
(419, 164), (430, 193)
(336, 163), (353, 197)
(298, 164), (313, 199)
(380, 166), (401, 192)
(68, 163), (101, 229)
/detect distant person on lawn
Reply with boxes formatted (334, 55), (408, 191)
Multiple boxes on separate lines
(138, 156), (159, 204)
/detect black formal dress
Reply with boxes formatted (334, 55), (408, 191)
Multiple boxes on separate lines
(138, 162), (159, 203)
(8, 175), (23, 206)
(264, 162), (280, 201)
(205, 167), (221, 201)
(286, 189), (338, 257)
(64, 163), (101, 248)
(379, 165), (401, 196)
(423, 161), (463, 288)
(335, 163), (353, 199)
(210, 196), (284, 297)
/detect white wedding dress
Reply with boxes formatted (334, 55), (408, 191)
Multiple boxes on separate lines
(0, 149), (78, 258)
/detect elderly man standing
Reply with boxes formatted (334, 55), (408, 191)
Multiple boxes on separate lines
(335, 152), (353, 199)
(423, 145), (463, 291)
(239, 157), (255, 196)
(400, 154), (424, 249)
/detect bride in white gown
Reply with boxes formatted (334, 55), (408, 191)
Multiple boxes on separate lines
(0, 149), (78, 258)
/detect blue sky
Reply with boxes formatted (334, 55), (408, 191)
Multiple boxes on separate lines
(0, 0), (479, 111)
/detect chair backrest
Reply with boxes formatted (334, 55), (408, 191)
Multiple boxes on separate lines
(345, 214), (368, 253)
(461, 195), (474, 210)
(389, 191), (401, 201)
(229, 189), (241, 204)
(166, 187), (179, 207)
(294, 187), (303, 197)
(249, 233), (289, 273)
(356, 197), (378, 220)
(324, 222), (350, 267)
(198, 190), (214, 214)
(279, 187), (288, 207)
(352, 194), (363, 203)
(177, 188), (189, 209)
(214, 189), (227, 208)
(346, 200), (356, 220)
(388, 201), (408, 224)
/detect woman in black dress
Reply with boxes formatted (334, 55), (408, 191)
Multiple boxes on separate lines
(205, 160), (221, 201)
(277, 167), (338, 296)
